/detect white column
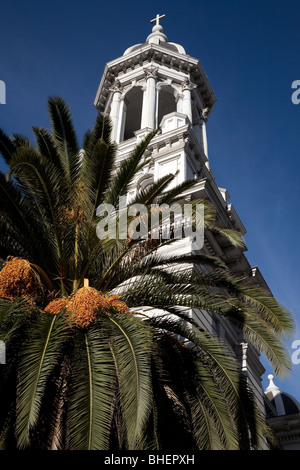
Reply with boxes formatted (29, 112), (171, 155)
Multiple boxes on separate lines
(147, 76), (156, 128)
(141, 67), (158, 129)
(118, 98), (127, 143)
(176, 93), (183, 113)
(141, 85), (148, 129)
(181, 79), (197, 124)
(109, 80), (123, 142)
(182, 90), (192, 122)
(201, 108), (209, 167)
(202, 121), (208, 155)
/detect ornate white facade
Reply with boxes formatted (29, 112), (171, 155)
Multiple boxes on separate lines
(94, 15), (297, 439)
(94, 14), (214, 190)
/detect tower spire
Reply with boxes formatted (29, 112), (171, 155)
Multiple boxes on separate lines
(150, 13), (166, 28)
(147, 13), (167, 45)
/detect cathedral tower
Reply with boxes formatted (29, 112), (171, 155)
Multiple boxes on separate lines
(94, 14), (215, 191)
(95, 14), (268, 415)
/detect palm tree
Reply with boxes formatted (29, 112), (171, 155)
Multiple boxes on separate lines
(0, 97), (294, 450)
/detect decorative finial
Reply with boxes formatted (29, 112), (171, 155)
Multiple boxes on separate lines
(266, 374), (280, 393)
(147, 13), (168, 44)
(150, 13), (166, 28)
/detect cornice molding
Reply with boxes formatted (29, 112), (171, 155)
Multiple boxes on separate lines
(94, 44), (216, 114)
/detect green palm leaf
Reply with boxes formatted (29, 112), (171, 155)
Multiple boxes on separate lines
(67, 325), (116, 450)
(81, 138), (117, 219)
(132, 173), (177, 206)
(10, 134), (31, 149)
(105, 313), (152, 449)
(0, 129), (16, 165)
(15, 311), (70, 449)
(104, 129), (158, 207)
(225, 277), (295, 337)
(47, 96), (80, 185)
(158, 177), (201, 205)
(0, 172), (58, 271)
(32, 126), (61, 167)
(189, 364), (239, 450)
(83, 113), (113, 157)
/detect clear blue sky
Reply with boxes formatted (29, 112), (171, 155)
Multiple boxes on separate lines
(0, 0), (299, 399)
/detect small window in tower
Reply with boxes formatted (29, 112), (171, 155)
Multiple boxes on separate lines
(157, 85), (177, 127)
(123, 87), (143, 141)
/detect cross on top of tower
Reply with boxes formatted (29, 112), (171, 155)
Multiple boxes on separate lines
(150, 13), (166, 27)
(147, 13), (168, 44)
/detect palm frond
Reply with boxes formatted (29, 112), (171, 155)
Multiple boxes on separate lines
(188, 365), (239, 450)
(105, 313), (152, 449)
(47, 96), (80, 185)
(211, 226), (245, 248)
(67, 325), (116, 450)
(81, 138), (117, 218)
(0, 172), (58, 272)
(83, 113), (113, 157)
(6, 147), (66, 272)
(32, 126), (61, 167)
(225, 277), (295, 338)
(104, 129), (158, 207)
(15, 310), (70, 448)
(0, 129), (16, 165)
(158, 177), (200, 205)
(132, 173), (178, 206)
(227, 308), (292, 378)
(10, 134), (31, 149)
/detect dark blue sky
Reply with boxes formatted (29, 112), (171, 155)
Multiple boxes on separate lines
(0, 0), (299, 399)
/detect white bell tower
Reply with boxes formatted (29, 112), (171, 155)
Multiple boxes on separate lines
(94, 14), (216, 194)
(94, 15), (269, 422)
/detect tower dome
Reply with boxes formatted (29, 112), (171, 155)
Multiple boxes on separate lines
(264, 374), (300, 416)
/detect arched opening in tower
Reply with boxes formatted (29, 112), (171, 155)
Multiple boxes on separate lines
(123, 87), (143, 141)
(157, 85), (177, 127)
